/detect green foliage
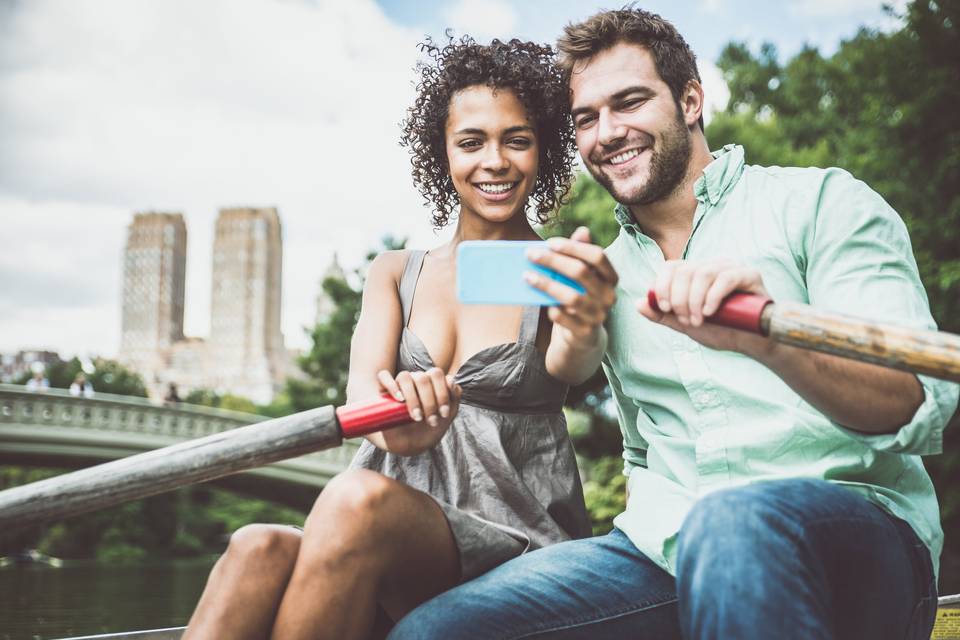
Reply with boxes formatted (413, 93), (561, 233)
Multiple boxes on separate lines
(15, 357), (148, 397)
(581, 456), (628, 536)
(219, 394), (258, 414)
(288, 236), (407, 412)
(287, 276), (362, 411)
(184, 388), (221, 407)
(708, 0), (960, 592)
(543, 173), (621, 249)
(88, 358), (149, 397)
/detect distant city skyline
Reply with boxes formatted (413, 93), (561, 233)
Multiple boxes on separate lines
(0, 0), (907, 359)
(117, 208), (291, 403)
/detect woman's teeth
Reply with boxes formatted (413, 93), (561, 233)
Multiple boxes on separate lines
(477, 182), (517, 194)
(610, 148), (641, 164)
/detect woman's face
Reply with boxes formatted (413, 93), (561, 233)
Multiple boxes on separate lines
(444, 85), (539, 224)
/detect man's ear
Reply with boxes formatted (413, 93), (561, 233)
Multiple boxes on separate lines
(680, 80), (705, 128)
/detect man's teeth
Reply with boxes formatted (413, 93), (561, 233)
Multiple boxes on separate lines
(610, 148), (642, 164)
(477, 182), (517, 194)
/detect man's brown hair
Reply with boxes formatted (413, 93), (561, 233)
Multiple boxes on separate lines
(557, 5), (704, 130)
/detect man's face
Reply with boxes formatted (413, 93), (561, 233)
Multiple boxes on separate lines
(569, 43), (693, 206)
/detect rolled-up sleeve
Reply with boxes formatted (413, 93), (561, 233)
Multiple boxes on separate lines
(802, 169), (959, 455)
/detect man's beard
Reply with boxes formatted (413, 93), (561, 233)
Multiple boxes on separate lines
(589, 112), (692, 207)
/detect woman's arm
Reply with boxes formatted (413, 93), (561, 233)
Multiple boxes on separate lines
(346, 251), (460, 455)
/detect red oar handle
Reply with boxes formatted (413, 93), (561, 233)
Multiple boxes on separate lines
(335, 394), (412, 438)
(647, 290), (772, 334)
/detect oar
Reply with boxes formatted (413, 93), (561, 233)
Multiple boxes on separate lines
(0, 395), (411, 532)
(647, 291), (960, 383)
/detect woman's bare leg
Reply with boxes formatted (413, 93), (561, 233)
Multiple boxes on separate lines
(270, 469), (460, 640)
(183, 524), (301, 640)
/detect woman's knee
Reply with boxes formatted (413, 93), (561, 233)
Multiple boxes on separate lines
(307, 469), (398, 529)
(224, 523), (301, 569)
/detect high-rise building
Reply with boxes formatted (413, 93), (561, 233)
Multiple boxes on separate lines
(208, 207), (286, 403)
(119, 212), (187, 375)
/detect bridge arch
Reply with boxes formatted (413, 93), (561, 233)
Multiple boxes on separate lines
(0, 384), (358, 509)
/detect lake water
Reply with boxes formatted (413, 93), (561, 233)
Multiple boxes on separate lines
(0, 557), (217, 640)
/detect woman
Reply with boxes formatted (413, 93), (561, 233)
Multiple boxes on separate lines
(185, 36), (612, 640)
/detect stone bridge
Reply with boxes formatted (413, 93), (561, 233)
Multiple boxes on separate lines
(0, 384), (359, 509)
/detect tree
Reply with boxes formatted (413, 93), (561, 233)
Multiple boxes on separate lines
(288, 236), (407, 412)
(16, 357), (148, 397)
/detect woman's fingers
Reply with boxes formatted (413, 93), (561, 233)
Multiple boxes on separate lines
(377, 369), (404, 402)
(395, 371), (423, 423)
(427, 367), (450, 420)
(411, 371), (439, 427)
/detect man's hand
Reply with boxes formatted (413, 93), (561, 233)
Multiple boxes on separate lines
(524, 227), (618, 385)
(524, 227), (618, 349)
(636, 259), (774, 355)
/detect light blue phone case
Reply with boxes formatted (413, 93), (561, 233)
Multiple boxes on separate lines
(456, 240), (585, 306)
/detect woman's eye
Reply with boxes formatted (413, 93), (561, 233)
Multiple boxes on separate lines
(508, 138), (531, 147)
(459, 140), (481, 149)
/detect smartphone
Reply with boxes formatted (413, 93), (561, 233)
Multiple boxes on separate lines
(456, 240), (585, 306)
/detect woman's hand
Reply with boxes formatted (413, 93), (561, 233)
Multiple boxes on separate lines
(374, 367), (462, 456)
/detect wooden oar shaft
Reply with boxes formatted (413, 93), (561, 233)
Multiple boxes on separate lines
(762, 302), (960, 382)
(0, 405), (342, 532)
(647, 290), (960, 382)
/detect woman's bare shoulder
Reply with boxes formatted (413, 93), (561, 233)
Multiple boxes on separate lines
(366, 250), (412, 288)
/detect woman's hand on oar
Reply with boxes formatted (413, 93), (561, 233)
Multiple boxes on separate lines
(637, 260), (775, 355)
(375, 368), (462, 456)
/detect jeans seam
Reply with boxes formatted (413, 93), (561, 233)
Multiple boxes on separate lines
(504, 595), (679, 640)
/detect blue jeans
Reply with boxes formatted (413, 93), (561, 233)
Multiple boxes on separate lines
(389, 479), (937, 639)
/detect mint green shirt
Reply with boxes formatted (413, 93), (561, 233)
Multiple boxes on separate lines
(603, 145), (958, 579)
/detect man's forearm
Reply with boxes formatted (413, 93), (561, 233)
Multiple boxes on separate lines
(747, 338), (924, 433)
(546, 326), (607, 386)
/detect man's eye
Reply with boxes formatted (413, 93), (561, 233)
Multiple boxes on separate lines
(622, 98), (645, 110)
(575, 116), (596, 129)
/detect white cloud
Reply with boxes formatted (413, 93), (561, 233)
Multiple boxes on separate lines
(699, 62), (730, 125)
(699, 0), (723, 13)
(0, 0), (450, 359)
(787, 0), (907, 18)
(442, 0), (519, 42)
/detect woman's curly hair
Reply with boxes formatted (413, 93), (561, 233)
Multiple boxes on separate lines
(401, 35), (577, 229)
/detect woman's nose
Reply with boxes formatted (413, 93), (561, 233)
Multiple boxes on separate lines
(479, 144), (509, 172)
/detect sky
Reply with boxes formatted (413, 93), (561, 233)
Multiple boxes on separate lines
(0, 0), (908, 360)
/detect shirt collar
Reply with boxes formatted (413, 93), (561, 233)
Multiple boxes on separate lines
(694, 144), (745, 206)
(613, 144), (746, 229)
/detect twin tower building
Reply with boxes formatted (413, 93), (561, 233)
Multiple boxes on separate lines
(118, 208), (291, 404)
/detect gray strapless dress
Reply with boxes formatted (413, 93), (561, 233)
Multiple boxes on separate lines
(350, 250), (590, 580)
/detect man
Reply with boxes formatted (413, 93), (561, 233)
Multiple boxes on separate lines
(389, 7), (957, 640)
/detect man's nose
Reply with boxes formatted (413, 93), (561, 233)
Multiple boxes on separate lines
(597, 110), (627, 148)
(479, 144), (509, 172)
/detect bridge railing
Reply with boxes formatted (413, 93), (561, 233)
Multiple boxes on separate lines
(0, 384), (359, 489)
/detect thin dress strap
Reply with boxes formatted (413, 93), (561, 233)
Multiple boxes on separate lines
(398, 250), (427, 327)
(517, 305), (541, 344)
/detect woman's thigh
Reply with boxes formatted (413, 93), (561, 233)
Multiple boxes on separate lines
(304, 469), (461, 620)
(389, 529), (681, 640)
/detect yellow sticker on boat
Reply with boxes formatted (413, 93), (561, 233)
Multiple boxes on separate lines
(933, 606), (960, 639)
